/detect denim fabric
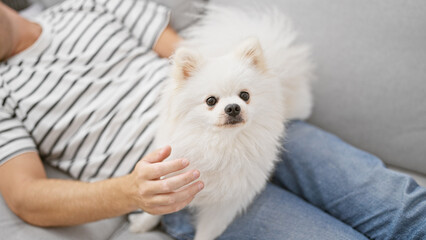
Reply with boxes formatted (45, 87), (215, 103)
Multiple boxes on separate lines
(161, 121), (426, 240)
(272, 121), (426, 239)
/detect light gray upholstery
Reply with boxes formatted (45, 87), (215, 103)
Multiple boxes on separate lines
(35, 0), (208, 32)
(153, 0), (208, 31)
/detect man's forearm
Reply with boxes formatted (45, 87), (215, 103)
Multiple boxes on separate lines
(153, 25), (182, 58)
(13, 175), (137, 227)
(1, 148), (202, 227)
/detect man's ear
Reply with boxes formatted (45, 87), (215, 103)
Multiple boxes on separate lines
(172, 47), (202, 82)
(235, 37), (266, 72)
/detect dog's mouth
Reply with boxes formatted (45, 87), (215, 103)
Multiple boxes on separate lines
(218, 116), (245, 127)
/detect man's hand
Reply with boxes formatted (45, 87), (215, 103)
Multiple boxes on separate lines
(126, 146), (203, 215)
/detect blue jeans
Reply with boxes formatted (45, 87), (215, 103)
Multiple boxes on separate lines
(161, 121), (426, 240)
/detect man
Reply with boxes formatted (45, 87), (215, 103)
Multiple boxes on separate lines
(0, 1), (425, 239)
(0, 0), (201, 227)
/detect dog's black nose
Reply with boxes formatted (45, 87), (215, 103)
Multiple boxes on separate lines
(224, 104), (241, 117)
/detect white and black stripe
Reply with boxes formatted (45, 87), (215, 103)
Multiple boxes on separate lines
(0, 0), (170, 181)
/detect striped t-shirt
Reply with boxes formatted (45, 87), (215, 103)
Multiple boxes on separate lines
(0, 0), (171, 182)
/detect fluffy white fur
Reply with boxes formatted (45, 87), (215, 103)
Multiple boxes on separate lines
(129, 4), (313, 240)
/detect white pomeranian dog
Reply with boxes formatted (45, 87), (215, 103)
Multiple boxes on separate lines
(129, 3), (313, 240)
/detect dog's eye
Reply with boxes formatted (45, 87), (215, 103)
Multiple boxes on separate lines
(206, 96), (217, 106)
(239, 91), (250, 101)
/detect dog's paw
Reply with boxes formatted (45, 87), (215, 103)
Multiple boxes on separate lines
(128, 213), (161, 233)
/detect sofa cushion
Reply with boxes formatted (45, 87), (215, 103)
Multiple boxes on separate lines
(388, 165), (426, 187)
(153, 0), (208, 31)
(34, 0), (207, 31)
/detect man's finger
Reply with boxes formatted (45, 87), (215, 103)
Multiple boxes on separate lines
(150, 169), (200, 193)
(142, 146), (171, 164)
(149, 180), (203, 206)
(144, 158), (190, 180)
(152, 195), (195, 215)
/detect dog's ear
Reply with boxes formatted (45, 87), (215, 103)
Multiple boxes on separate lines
(235, 37), (266, 72)
(172, 47), (201, 82)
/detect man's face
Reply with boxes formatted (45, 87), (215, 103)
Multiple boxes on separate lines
(0, 3), (14, 61)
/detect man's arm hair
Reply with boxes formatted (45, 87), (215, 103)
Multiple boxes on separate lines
(0, 148), (202, 227)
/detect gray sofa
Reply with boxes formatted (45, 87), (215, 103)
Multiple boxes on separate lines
(1, 0), (425, 239)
